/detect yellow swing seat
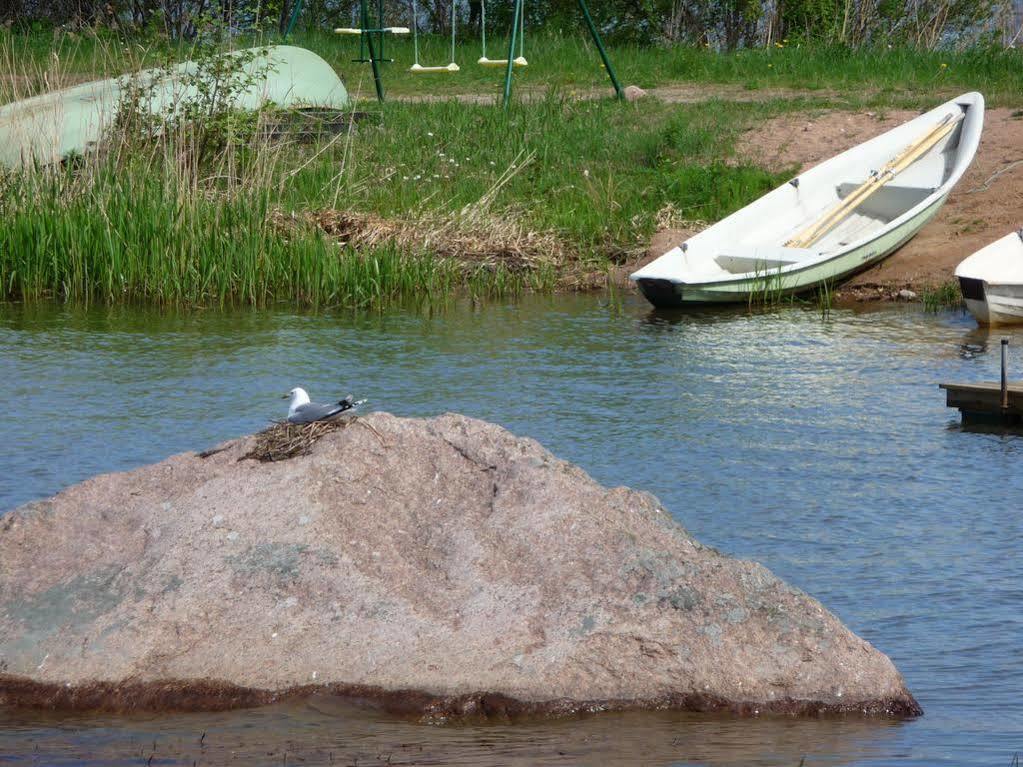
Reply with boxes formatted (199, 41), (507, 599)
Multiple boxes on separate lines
(477, 55), (528, 67)
(410, 62), (461, 73)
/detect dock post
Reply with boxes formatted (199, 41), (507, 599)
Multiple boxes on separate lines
(1001, 339), (1009, 409)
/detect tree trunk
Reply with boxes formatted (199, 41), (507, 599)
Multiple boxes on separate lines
(279, 0), (294, 34)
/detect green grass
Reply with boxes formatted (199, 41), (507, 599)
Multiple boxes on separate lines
(321, 32), (1023, 107)
(0, 91), (793, 307)
(3, 28), (1023, 108)
(281, 95), (788, 249)
(922, 280), (964, 312)
(0, 157), (545, 308)
(1, 26), (1017, 307)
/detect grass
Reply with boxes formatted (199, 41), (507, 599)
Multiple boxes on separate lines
(4, 27), (1023, 108)
(287, 95), (787, 248)
(327, 33), (1023, 108)
(0, 155), (559, 308)
(922, 280), (964, 312)
(0, 26), (1016, 307)
(0, 77), (793, 306)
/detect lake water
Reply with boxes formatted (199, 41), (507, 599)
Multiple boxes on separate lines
(1, 294), (1021, 766)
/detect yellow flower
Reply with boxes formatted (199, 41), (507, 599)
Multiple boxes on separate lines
(940, 62), (948, 68)
(768, 63), (773, 68)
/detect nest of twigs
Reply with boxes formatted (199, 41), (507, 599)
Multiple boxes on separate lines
(242, 418), (354, 463)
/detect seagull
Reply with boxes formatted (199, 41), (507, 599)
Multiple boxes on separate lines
(283, 387), (363, 424)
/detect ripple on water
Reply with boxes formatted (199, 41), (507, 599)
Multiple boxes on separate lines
(1, 296), (1022, 765)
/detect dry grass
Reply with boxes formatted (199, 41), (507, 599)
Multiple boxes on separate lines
(653, 202), (710, 232)
(280, 207), (572, 275)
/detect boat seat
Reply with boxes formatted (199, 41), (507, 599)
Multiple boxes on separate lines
(714, 245), (815, 275)
(834, 183), (934, 221)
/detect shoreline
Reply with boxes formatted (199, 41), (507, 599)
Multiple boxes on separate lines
(0, 674), (923, 720)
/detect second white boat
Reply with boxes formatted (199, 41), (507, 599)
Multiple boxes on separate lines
(631, 92), (985, 307)
(955, 230), (1023, 325)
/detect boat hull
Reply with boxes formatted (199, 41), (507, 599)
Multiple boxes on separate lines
(0, 46), (349, 168)
(959, 280), (1023, 326)
(636, 192), (948, 307)
(955, 231), (1023, 326)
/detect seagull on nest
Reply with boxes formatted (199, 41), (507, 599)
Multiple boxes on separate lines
(283, 387), (364, 424)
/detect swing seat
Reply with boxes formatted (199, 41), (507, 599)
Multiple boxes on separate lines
(334, 26), (409, 34)
(410, 62), (460, 73)
(478, 56), (528, 68)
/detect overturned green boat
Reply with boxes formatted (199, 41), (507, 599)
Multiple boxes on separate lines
(0, 45), (349, 168)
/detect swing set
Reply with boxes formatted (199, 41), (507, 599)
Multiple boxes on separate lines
(328, 0), (623, 106)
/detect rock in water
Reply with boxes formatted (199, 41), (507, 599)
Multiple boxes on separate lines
(0, 413), (920, 717)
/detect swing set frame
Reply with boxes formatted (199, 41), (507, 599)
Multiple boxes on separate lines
(291, 0), (623, 107)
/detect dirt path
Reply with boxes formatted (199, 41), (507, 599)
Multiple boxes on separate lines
(636, 106), (1023, 300)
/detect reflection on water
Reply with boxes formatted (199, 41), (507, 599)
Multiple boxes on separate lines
(1, 296), (1022, 766)
(0, 695), (906, 767)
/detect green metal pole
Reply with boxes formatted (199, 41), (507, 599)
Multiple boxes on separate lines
(362, 0), (385, 102)
(577, 0), (623, 100)
(358, 3), (367, 62)
(283, 0), (303, 39)
(502, 0), (523, 111)
(377, 0), (385, 62)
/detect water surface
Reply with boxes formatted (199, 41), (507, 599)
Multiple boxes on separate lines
(1, 295), (1021, 765)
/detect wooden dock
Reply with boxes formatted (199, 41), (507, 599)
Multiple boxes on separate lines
(941, 339), (1023, 425)
(940, 381), (1023, 424)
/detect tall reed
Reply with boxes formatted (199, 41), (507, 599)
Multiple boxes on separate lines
(0, 35), (549, 308)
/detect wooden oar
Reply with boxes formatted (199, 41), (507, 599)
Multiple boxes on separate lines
(786, 112), (964, 249)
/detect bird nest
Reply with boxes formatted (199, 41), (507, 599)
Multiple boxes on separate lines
(242, 418), (355, 463)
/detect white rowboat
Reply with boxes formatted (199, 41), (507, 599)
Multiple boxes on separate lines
(955, 230), (1023, 325)
(631, 92), (984, 307)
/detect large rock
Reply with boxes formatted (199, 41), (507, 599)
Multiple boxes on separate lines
(0, 413), (919, 717)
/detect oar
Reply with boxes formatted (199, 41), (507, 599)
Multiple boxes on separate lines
(786, 112), (964, 249)
(788, 114), (959, 248)
(788, 114), (958, 248)
(812, 115), (960, 234)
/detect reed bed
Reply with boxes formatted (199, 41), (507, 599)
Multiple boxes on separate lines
(0, 157), (548, 307)
(293, 207), (567, 272)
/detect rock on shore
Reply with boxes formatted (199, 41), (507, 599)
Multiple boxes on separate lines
(0, 413), (920, 717)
